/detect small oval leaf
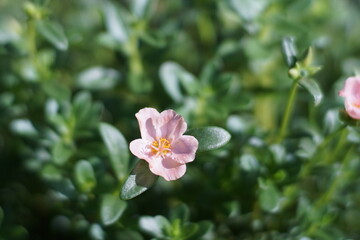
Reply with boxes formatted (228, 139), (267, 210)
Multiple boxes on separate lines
(74, 160), (97, 193)
(100, 194), (127, 226)
(76, 67), (120, 90)
(103, 2), (129, 43)
(186, 127), (231, 152)
(121, 160), (158, 200)
(99, 123), (129, 181)
(36, 20), (68, 50)
(298, 78), (323, 106)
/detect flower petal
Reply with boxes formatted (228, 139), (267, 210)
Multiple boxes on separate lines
(148, 157), (186, 181)
(156, 109), (187, 141)
(345, 100), (360, 120)
(135, 108), (159, 141)
(171, 135), (198, 164)
(129, 139), (151, 160)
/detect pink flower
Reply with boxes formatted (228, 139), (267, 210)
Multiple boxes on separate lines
(129, 108), (198, 181)
(339, 76), (360, 120)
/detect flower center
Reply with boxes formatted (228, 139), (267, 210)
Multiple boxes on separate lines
(151, 138), (171, 157)
(352, 102), (360, 108)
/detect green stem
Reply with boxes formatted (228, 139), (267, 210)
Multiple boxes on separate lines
(276, 79), (299, 142)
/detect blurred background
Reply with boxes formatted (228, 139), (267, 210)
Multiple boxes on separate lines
(1, 0), (360, 239)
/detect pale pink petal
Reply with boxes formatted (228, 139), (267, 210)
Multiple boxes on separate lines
(171, 135), (198, 164)
(340, 77), (360, 119)
(344, 100), (360, 120)
(154, 110), (187, 141)
(129, 139), (151, 160)
(135, 108), (159, 141)
(148, 157), (186, 181)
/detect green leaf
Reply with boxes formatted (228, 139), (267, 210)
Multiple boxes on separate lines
(121, 160), (158, 200)
(139, 215), (170, 238)
(103, 1), (129, 43)
(36, 19), (68, 50)
(52, 140), (74, 165)
(159, 62), (198, 103)
(99, 123), (129, 181)
(298, 78), (323, 106)
(259, 179), (282, 213)
(186, 127), (231, 152)
(41, 164), (62, 181)
(76, 66), (121, 91)
(100, 194), (127, 226)
(74, 160), (97, 193)
(281, 37), (298, 68)
(42, 80), (71, 101)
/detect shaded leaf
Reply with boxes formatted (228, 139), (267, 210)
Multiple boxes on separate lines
(74, 160), (97, 193)
(186, 127), (231, 152)
(100, 194), (127, 226)
(121, 160), (158, 200)
(36, 19), (68, 50)
(298, 78), (323, 106)
(170, 204), (190, 223)
(188, 221), (213, 240)
(99, 123), (129, 180)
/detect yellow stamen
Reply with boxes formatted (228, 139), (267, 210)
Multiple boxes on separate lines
(151, 138), (171, 157)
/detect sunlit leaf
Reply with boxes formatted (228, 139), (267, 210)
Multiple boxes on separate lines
(100, 194), (127, 226)
(186, 127), (231, 152)
(103, 1), (129, 43)
(76, 67), (120, 91)
(229, 0), (268, 21)
(89, 224), (105, 240)
(10, 119), (37, 137)
(121, 160), (158, 200)
(139, 215), (170, 238)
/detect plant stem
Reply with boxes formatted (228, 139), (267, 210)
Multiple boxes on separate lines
(276, 79), (299, 142)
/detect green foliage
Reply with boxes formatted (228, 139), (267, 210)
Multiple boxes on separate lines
(1, 0), (360, 239)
